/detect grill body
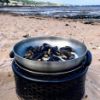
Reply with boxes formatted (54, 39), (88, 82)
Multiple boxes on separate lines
(12, 61), (88, 100)
(12, 51), (92, 100)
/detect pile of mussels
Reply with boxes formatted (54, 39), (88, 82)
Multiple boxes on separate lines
(24, 43), (75, 61)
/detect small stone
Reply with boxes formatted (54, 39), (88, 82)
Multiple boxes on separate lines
(85, 94), (88, 98)
(65, 23), (69, 26)
(42, 43), (51, 51)
(8, 72), (11, 77)
(92, 47), (96, 50)
(98, 59), (100, 61)
(90, 42), (93, 45)
(73, 26), (76, 28)
(35, 30), (38, 32)
(23, 34), (30, 38)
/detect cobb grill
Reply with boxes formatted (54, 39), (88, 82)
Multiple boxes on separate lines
(10, 37), (92, 100)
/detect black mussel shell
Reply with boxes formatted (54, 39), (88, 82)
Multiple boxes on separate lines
(26, 46), (40, 53)
(65, 46), (73, 51)
(40, 43), (52, 52)
(24, 50), (33, 56)
(26, 46), (33, 51)
(43, 43), (51, 47)
(48, 55), (61, 61)
(60, 49), (72, 58)
(24, 50), (33, 60)
(33, 46), (40, 53)
(43, 43), (51, 50)
(51, 46), (59, 55)
(69, 54), (75, 60)
(33, 53), (44, 60)
(60, 46), (73, 52)
(24, 43), (75, 61)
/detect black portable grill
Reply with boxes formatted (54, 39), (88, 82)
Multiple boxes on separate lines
(11, 51), (92, 100)
(10, 37), (92, 100)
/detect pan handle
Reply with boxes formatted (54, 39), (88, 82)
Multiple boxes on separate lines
(9, 51), (14, 58)
(85, 50), (92, 67)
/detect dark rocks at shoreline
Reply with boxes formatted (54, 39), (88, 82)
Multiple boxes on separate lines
(83, 21), (94, 25)
(1, 6), (100, 20)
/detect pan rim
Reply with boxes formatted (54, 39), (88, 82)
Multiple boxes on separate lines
(13, 36), (87, 64)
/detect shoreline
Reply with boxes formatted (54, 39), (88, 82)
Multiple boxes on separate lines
(0, 6), (100, 19)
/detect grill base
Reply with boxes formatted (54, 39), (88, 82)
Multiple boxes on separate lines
(12, 61), (88, 100)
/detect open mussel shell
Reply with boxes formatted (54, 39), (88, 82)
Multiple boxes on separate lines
(40, 43), (52, 52)
(33, 53), (44, 60)
(24, 50), (33, 60)
(68, 54), (75, 60)
(50, 46), (60, 55)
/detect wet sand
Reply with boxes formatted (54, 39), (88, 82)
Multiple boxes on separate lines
(0, 14), (100, 100)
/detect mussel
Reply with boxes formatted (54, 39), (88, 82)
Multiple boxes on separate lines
(24, 43), (75, 61)
(60, 46), (73, 52)
(48, 55), (61, 61)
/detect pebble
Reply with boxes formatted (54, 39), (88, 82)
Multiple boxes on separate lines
(84, 94), (88, 98)
(98, 59), (100, 61)
(65, 23), (69, 26)
(8, 72), (11, 77)
(92, 47), (96, 50)
(23, 34), (30, 38)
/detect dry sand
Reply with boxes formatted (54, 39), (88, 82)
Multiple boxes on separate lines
(0, 14), (100, 100)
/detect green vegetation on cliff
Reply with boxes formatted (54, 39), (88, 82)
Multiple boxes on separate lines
(9, 0), (61, 6)
(0, 0), (10, 5)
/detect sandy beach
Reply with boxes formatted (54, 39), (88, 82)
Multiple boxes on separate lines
(0, 14), (100, 100)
